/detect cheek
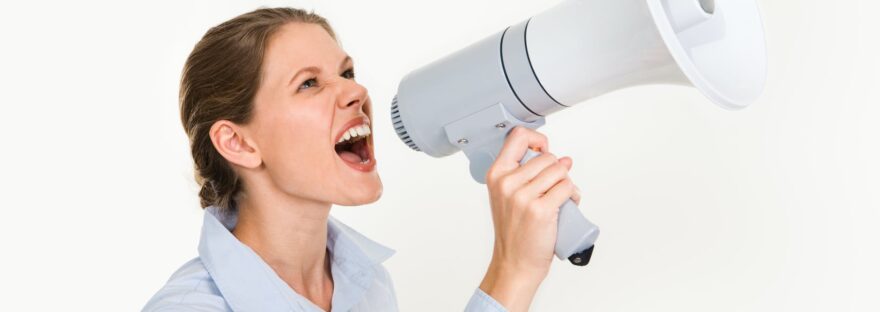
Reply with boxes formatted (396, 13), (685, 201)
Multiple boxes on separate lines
(258, 103), (336, 188)
(289, 119), (332, 162)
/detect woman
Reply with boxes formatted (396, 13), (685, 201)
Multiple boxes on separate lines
(145, 7), (580, 312)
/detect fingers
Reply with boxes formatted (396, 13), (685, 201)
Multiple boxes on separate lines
(558, 156), (572, 170)
(541, 178), (577, 209)
(571, 185), (582, 206)
(492, 127), (548, 175)
(556, 157), (580, 205)
(524, 156), (576, 209)
(521, 160), (570, 198)
(504, 153), (559, 186)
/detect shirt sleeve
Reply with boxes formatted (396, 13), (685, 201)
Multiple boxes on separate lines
(464, 288), (508, 312)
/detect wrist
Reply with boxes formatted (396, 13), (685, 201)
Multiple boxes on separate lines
(479, 259), (546, 312)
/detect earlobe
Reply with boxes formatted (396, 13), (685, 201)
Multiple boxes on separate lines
(209, 120), (262, 169)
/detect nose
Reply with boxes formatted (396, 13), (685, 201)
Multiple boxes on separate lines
(337, 79), (368, 110)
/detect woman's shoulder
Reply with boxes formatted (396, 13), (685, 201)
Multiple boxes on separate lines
(142, 257), (232, 312)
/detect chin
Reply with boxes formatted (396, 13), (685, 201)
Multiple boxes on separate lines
(335, 178), (383, 206)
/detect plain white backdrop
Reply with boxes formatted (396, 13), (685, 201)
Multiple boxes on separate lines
(0, 0), (877, 311)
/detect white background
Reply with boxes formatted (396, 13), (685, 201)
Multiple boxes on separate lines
(0, 0), (877, 311)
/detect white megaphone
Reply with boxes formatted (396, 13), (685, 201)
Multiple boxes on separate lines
(390, 0), (766, 266)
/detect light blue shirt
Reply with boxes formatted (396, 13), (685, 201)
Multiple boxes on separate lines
(144, 206), (507, 311)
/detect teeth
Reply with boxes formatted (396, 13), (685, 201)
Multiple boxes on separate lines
(337, 123), (371, 144)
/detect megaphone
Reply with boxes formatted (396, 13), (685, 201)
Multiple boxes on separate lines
(390, 0), (766, 266)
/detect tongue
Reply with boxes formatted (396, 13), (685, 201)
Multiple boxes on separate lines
(338, 151), (362, 163)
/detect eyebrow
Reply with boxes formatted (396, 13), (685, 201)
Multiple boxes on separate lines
(288, 55), (353, 87)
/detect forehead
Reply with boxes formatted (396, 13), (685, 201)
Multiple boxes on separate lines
(262, 22), (345, 75)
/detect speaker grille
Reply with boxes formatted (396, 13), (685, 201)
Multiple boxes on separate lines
(390, 95), (420, 151)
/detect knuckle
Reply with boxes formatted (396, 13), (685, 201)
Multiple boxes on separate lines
(486, 167), (501, 184)
(526, 202), (545, 217)
(511, 190), (530, 207)
(511, 126), (527, 137)
(561, 177), (573, 187)
(498, 176), (516, 194)
(536, 131), (548, 142)
(511, 126), (523, 134)
(560, 179), (575, 192)
(553, 163), (569, 175)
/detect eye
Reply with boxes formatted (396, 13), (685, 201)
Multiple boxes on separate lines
(342, 68), (355, 79)
(299, 78), (317, 90)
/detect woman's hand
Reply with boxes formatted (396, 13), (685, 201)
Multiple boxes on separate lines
(479, 127), (579, 312)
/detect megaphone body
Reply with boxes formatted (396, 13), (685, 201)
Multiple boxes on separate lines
(391, 0), (766, 266)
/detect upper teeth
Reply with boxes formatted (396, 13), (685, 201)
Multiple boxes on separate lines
(338, 124), (371, 144)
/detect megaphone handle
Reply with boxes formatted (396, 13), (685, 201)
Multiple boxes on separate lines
(520, 149), (600, 266)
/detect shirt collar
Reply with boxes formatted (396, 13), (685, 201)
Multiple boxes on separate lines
(197, 206), (395, 311)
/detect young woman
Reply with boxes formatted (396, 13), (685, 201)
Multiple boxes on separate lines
(144, 7), (580, 312)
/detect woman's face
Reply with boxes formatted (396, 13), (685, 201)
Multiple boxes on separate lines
(245, 22), (380, 206)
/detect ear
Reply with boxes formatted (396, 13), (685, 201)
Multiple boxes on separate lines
(209, 120), (262, 169)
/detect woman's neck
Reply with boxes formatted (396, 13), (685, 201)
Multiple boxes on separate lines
(232, 184), (334, 310)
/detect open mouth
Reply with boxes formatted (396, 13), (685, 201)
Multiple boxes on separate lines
(334, 121), (375, 171)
